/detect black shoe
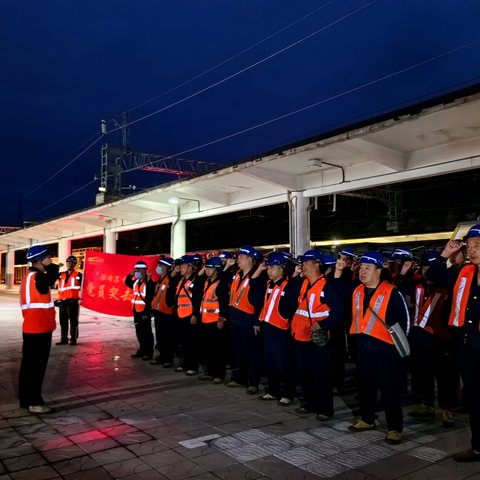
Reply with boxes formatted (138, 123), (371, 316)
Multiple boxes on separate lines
(295, 406), (313, 414)
(130, 353), (142, 358)
(142, 355), (153, 361)
(69, 341), (77, 346)
(453, 449), (480, 462)
(163, 363), (173, 368)
(150, 359), (163, 365)
(56, 341), (68, 345)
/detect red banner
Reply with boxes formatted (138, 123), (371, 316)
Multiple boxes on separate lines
(81, 251), (160, 317)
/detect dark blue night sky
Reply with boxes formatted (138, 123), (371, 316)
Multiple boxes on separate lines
(2, 0), (480, 225)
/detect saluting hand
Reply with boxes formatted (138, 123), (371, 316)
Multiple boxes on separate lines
(442, 240), (463, 258)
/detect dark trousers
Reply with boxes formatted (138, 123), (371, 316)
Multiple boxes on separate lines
(176, 316), (200, 371)
(59, 301), (79, 342)
(231, 321), (262, 387)
(18, 332), (52, 407)
(330, 323), (347, 392)
(152, 311), (175, 363)
(201, 322), (226, 379)
(356, 341), (403, 432)
(459, 347), (480, 451)
(296, 340), (333, 417)
(410, 328), (459, 409)
(263, 323), (295, 399)
(133, 311), (154, 357)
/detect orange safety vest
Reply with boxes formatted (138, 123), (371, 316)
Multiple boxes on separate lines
(449, 264), (476, 327)
(201, 279), (221, 323)
(131, 279), (147, 313)
(259, 278), (289, 330)
(413, 284), (448, 335)
(229, 272), (255, 314)
(350, 281), (395, 345)
(20, 271), (56, 333)
(151, 275), (173, 314)
(58, 271), (81, 300)
(291, 278), (330, 341)
(176, 277), (194, 318)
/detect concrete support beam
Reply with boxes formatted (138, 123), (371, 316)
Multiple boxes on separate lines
(5, 248), (14, 290)
(103, 229), (117, 254)
(57, 239), (70, 264)
(171, 208), (186, 259)
(288, 191), (310, 258)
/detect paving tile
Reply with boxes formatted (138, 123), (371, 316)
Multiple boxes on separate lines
(211, 463), (264, 480)
(140, 449), (186, 470)
(102, 457), (152, 478)
(63, 466), (115, 479)
(248, 455), (320, 480)
(3, 453), (47, 473)
(41, 444), (87, 462)
(77, 437), (121, 453)
(51, 455), (100, 476)
(125, 439), (169, 456)
(68, 430), (108, 444)
(9, 464), (59, 479)
(273, 446), (320, 466)
(157, 458), (207, 479)
(111, 430), (153, 445)
(189, 451), (238, 471)
(90, 447), (136, 465)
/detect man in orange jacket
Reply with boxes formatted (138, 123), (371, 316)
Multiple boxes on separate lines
(19, 245), (60, 414)
(348, 251), (409, 445)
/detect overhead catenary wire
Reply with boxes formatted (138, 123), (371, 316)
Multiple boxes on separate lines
(114, 0), (377, 132)
(26, 38), (480, 221)
(23, 0), (373, 203)
(124, 0), (336, 114)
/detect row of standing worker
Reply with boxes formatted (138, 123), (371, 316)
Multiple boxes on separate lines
(17, 223), (480, 462)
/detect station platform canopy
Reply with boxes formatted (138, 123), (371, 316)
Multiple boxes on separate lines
(2, 85), (480, 252)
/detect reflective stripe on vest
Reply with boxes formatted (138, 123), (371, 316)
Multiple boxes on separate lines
(449, 264), (476, 327)
(58, 271), (81, 300)
(229, 273), (255, 314)
(201, 280), (221, 323)
(413, 284), (425, 327)
(259, 279), (289, 330)
(132, 280), (147, 312)
(415, 289), (448, 335)
(151, 276), (172, 314)
(350, 282), (395, 344)
(20, 271), (56, 333)
(291, 278), (330, 341)
(176, 278), (194, 318)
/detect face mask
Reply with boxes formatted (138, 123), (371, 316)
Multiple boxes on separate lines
(134, 271), (143, 279)
(156, 266), (165, 275)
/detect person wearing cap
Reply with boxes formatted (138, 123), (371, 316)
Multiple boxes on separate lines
(408, 250), (459, 426)
(125, 260), (155, 360)
(256, 252), (295, 405)
(199, 257), (230, 384)
(281, 249), (343, 421)
(348, 251), (409, 445)
(150, 257), (176, 367)
(426, 224), (480, 462)
(56, 255), (82, 346)
(19, 245), (60, 414)
(173, 255), (205, 375)
(226, 245), (266, 394)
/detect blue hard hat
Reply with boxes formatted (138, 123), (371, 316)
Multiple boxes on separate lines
(26, 245), (50, 262)
(238, 246), (257, 258)
(464, 224), (480, 239)
(265, 252), (288, 267)
(391, 248), (412, 260)
(66, 255), (77, 263)
(322, 255), (337, 266)
(340, 247), (356, 258)
(205, 257), (223, 269)
(134, 260), (147, 269)
(359, 251), (384, 268)
(179, 255), (195, 265)
(219, 251), (233, 259)
(192, 253), (203, 263)
(300, 249), (323, 263)
(420, 250), (440, 266)
(158, 256), (174, 267)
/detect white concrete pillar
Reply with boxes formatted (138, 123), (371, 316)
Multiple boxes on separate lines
(57, 239), (70, 264)
(103, 229), (117, 254)
(5, 248), (14, 290)
(171, 208), (186, 258)
(288, 191), (310, 258)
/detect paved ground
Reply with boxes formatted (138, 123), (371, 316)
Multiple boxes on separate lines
(0, 290), (479, 480)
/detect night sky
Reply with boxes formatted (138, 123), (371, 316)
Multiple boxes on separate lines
(2, 0), (480, 226)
